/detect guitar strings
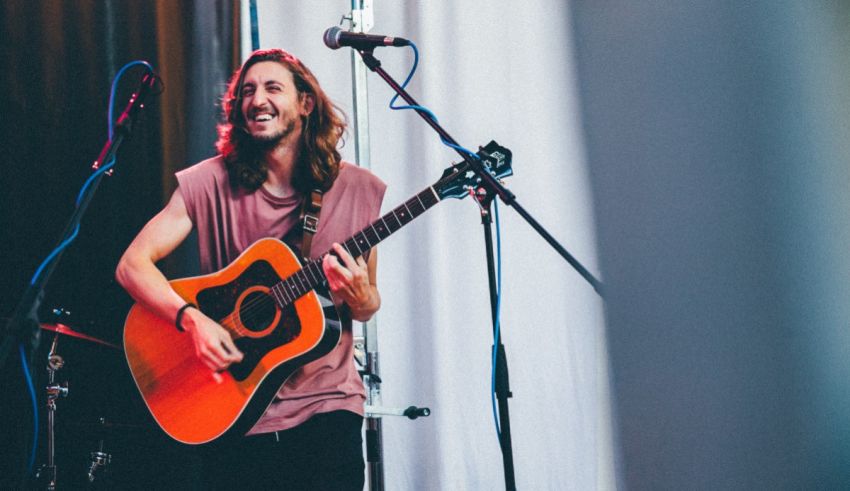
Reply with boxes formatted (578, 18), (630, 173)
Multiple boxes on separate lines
(213, 257), (325, 339)
(209, 211), (394, 337)
(216, 288), (288, 340)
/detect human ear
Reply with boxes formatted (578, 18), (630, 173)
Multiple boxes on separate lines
(300, 93), (315, 116)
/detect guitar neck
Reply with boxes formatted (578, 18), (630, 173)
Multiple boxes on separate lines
(271, 185), (442, 307)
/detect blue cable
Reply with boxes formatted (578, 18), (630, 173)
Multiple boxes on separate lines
(24, 61), (153, 472)
(28, 225), (81, 286)
(249, 0), (260, 50)
(386, 41), (505, 438)
(389, 43), (480, 161)
(19, 343), (38, 474)
(490, 200), (504, 438)
(29, 60), (152, 286)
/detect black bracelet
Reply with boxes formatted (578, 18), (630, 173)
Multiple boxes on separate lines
(175, 302), (197, 332)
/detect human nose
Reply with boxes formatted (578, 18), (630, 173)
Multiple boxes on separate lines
(250, 87), (268, 106)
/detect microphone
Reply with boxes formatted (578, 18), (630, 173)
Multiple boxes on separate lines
(114, 71), (158, 136)
(323, 26), (410, 50)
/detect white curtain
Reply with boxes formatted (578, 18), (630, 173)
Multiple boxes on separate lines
(242, 2), (615, 489)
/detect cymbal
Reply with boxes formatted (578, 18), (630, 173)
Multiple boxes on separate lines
(40, 323), (121, 350)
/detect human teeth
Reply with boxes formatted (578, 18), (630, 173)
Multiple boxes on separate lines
(255, 114), (273, 122)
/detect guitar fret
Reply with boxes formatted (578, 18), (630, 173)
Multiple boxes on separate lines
(390, 210), (403, 230)
(307, 261), (323, 285)
(364, 224), (380, 246)
(342, 238), (359, 259)
(303, 270), (314, 290)
(302, 269), (316, 290)
(426, 186), (440, 205)
(295, 271), (308, 294)
(369, 222), (384, 242)
(343, 241), (355, 258)
(396, 203), (412, 225)
(271, 283), (286, 306)
(377, 216), (391, 236)
(278, 282), (292, 305)
(357, 232), (371, 252)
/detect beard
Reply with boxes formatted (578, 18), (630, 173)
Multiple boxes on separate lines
(249, 118), (296, 150)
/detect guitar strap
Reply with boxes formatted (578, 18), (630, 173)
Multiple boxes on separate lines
(298, 189), (323, 262)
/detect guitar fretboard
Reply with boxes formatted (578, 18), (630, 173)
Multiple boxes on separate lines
(269, 185), (441, 307)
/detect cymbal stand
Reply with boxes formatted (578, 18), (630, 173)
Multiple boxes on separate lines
(37, 333), (68, 490)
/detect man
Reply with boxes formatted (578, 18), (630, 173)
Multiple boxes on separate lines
(116, 48), (385, 490)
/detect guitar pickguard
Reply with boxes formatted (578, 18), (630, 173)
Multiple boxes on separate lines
(195, 260), (301, 381)
(194, 259), (340, 382)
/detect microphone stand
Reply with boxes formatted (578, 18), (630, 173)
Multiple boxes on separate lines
(354, 48), (605, 491)
(0, 70), (157, 487)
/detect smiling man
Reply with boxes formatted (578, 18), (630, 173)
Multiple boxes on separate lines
(116, 48), (386, 490)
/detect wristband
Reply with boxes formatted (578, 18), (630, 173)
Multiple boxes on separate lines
(175, 302), (197, 332)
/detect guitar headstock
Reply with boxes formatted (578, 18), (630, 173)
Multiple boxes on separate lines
(434, 141), (514, 200)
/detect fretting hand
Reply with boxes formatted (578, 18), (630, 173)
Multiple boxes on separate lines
(322, 242), (379, 320)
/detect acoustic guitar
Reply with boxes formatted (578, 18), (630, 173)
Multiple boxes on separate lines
(123, 142), (512, 444)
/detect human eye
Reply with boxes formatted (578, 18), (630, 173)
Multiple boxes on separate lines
(241, 85), (255, 97)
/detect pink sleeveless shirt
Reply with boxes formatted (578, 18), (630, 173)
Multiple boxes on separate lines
(176, 156), (386, 433)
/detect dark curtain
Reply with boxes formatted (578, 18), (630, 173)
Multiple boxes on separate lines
(0, 1), (239, 487)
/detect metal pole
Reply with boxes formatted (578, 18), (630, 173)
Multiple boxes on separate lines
(347, 2), (384, 490)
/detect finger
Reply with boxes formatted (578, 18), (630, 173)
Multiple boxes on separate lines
(323, 253), (351, 282)
(220, 336), (244, 361)
(333, 243), (362, 271)
(219, 343), (241, 364)
(201, 345), (228, 369)
(211, 371), (223, 384)
(322, 252), (338, 273)
(201, 357), (221, 373)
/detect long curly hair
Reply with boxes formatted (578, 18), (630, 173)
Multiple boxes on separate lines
(215, 49), (346, 193)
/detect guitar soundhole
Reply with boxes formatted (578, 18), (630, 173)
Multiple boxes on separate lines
(240, 290), (277, 333)
(195, 259), (304, 382)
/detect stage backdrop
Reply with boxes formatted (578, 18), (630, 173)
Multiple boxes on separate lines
(241, 1), (614, 489)
(0, 1), (614, 489)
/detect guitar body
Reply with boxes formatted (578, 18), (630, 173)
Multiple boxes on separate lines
(123, 238), (341, 445)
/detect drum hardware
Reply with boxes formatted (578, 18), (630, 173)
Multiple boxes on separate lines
(36, 331), (68, 491)
(87, 420), (112, 484)
(33, 312), (120, 489)
(38, 323), (121, 351)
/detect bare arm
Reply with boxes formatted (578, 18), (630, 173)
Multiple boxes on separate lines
(116, 189), (243, 372)
(116, 189), (193, 321)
